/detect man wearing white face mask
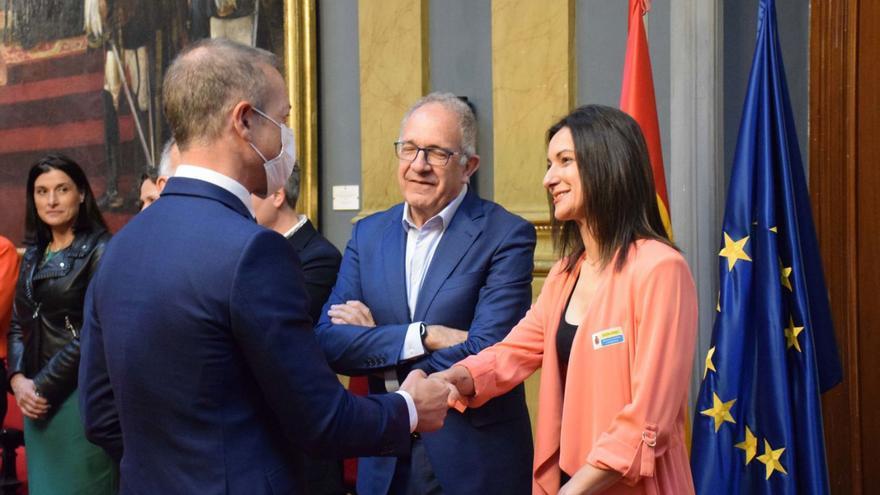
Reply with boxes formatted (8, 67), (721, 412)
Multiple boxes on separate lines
(248, 106), (298, 197)
(78, 38), (453, 495)
(169, 101), (295, 210)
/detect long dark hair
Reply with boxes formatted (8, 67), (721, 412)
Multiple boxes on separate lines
(24, 154), (107, 247)
(547, 105), (675, 272)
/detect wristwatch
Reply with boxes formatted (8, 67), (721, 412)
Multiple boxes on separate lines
(419, 322), (428, 345)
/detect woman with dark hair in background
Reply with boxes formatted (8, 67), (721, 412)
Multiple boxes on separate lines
(7, 154), (117, 494)
(434, 105), (698, 494)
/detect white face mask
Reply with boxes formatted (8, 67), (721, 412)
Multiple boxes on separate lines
(249, 107), (296, 197)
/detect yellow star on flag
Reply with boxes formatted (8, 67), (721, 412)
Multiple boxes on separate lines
(700, 392), (736, 432)
(785, 317), (804, 352)
(770, 226), (778, 233)
(716, 292), (721, 312)
(756, 439), (787, 479)
(719, 233), (752, 271)
(735, 426), (758, 465)
(704, 347), (716, 378)
(779, 259), (793, 291)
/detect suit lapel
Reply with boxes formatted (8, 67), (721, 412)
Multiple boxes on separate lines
(412, 191), (483, 321)
(381, 216), (411, 323)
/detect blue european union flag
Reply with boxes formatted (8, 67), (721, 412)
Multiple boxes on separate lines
(690, 0), (842, 493)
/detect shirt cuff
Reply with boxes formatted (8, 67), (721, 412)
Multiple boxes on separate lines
(394, 390), (418, 433)
(399, 322), (426, 360)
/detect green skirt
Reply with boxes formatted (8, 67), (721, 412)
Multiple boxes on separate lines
(23, 389), (118, 495)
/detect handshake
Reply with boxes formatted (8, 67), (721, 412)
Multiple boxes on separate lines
(398, 366), (476, 432)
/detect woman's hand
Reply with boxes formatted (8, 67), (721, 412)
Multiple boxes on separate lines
(558, 463), (620, 495)
(11, 374), (50, 419)
(430, 365), (476, 405)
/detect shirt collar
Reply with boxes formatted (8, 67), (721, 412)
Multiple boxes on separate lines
(174, 164), (256, 218)
(281, 214), (309, 239)
(402, 184), (468, 231)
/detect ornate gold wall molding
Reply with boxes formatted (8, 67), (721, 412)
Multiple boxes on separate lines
(356, 0), (429, 220)
(491, 0), (574, 277)
(284, 0), (319, 225)
(491, 0), (574, 433)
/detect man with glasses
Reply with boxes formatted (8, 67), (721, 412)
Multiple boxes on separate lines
(316, 92), (535, 495)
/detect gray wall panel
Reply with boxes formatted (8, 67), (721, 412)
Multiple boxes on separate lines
(576, 0), (672, 190)
(429, 0), (494, 199)
(317, 0), (362, 251)
(723, 0), (809, 186)
(576, 1), (627, 108)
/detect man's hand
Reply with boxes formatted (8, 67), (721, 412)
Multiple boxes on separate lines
(399, 370), (451, 432)
(423, 325), (468, 351)
(328, 300), (376, 327)
(10, 374), (50, 419)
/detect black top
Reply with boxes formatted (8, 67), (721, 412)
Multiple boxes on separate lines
(556, 281), (579, 373)
(557, 282), (579, 484)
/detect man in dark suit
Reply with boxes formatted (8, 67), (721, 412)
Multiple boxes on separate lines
(78, 38), (451, 495)
(252, 166), (341, 324)
(252, 167), (344, 495)
(315, 93), (535, 495)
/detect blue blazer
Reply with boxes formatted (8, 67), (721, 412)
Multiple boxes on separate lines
(315, 189), (535, 495)
(79, 178), (411, 495)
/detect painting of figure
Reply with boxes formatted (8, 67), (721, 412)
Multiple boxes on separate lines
(0, 0), (285, 240)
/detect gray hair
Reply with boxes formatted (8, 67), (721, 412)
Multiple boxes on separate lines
(282, 162), (301, 210)
(163, 38), (280, 147)
(157, 138), (177, 177)
(399, 92), (477, 163)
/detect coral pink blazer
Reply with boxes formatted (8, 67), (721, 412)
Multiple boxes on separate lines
(458, 240), (697, 494)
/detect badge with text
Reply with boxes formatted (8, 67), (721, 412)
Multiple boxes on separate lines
(591, 326), (625, 350)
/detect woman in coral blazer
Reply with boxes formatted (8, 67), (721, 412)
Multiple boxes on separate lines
(434, 105), (698, 495)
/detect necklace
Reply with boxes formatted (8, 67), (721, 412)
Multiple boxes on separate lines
(42, 239), (71, 266)
(41, 245), (58, 266)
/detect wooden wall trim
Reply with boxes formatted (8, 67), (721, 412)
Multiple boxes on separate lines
(284, 0), (319, 226)
(809, 0), (861, 493)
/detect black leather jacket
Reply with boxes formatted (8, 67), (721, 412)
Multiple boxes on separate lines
(7, 228), (111, 406)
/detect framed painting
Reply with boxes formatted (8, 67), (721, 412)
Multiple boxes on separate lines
(0, 0), (318, 242)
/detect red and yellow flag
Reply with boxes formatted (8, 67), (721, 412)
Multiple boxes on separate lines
(620, 0), (673, 239)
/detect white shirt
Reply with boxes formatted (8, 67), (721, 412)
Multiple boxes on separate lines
(281, 214), (309, 239)
(398, 185), (469, 361)
(174, 165), (256, 218)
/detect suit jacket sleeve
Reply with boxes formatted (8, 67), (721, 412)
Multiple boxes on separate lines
(412, 218), (536, 375)
(79, 276), (124, 461)
(230, 230), (410, 458)
(300, 241), (342, 325)
(585, 255), (697, 483)
(314, 221), (411, 375)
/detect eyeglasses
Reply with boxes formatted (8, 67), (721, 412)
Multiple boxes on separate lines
(394, 141), (463, 167)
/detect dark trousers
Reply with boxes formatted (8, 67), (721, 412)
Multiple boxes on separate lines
(304, 456), (345, 495)
(387, 436), (443, 495)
